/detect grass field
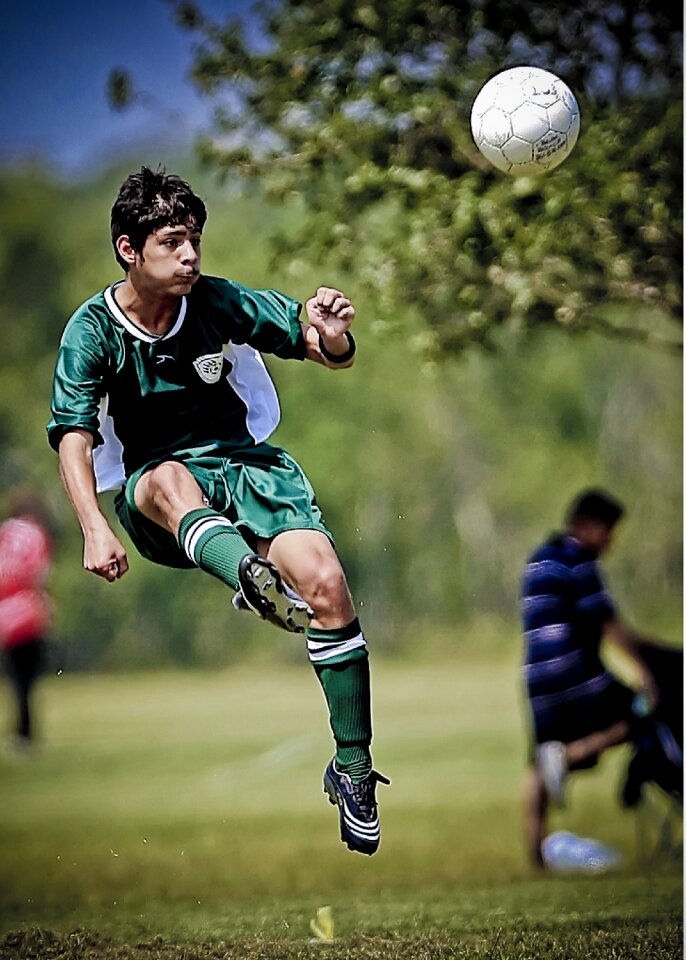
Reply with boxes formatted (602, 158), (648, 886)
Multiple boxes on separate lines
(0, 651), (681, 959)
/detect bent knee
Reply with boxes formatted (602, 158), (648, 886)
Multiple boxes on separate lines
(309, 562), (347, 602)
(144, 460), (192, 492)
(134, 461), (203, 522)
(300, 560), (351, 617)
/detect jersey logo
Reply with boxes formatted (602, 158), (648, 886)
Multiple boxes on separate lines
(193, 353), (224, 384)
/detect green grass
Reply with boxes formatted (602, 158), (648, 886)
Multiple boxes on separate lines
(0, 654), (681, 959)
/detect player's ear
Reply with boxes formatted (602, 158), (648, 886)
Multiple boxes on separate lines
(115, 235), (138, 266)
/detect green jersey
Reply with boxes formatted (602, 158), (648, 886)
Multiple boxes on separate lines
(47, 275), (305, 491)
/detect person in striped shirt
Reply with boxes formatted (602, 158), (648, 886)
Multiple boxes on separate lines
(520, 489), (659, 868)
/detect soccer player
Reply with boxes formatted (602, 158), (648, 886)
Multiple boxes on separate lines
(520, 489), (660, 869)
(47, 166), (388, 855)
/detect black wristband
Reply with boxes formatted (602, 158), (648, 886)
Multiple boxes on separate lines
(318, 331), (356, 364)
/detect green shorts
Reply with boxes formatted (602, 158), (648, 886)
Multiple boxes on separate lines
(114, 442), (332, 569)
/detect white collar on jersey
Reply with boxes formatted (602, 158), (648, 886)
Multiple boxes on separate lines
(104, 282), (187, 342)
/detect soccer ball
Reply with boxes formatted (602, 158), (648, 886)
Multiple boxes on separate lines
(470, 66), (580, 176)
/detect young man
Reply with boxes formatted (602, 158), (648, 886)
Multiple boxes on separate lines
(47, 166), (388, 855)
(520, 489), (659, 869)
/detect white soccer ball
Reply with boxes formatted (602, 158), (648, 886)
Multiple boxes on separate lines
(470, 66), (580, 176)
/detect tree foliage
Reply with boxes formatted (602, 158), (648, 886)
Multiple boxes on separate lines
(0, 164), (681, 667)
(174, 0), (682, 353)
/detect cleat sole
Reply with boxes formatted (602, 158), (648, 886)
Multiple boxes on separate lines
(238, 556), (312, 634)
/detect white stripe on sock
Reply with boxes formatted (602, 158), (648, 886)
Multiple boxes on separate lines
(183, 516), (235, 563)
(307, 632), (366, 663)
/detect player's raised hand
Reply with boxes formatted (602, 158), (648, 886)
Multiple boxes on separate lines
(305, 287), (355, 340)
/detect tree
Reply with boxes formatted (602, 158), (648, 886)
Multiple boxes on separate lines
(1, 165), (679, 665)
(165, 0), (681, 353)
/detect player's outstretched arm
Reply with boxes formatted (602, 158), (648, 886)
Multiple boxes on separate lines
(58, 430), (129, 582)
(302, 286), (357, 369)
(605, 617), (660, 707)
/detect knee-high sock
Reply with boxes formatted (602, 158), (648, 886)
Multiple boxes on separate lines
(177, 508), (251, 591)
(308, 618), (372, 782)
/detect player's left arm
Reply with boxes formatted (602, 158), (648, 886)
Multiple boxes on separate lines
(301, 286), (357, 369)
(604, 617), (660, 707)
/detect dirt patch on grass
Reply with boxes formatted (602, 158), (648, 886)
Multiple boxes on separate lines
(2, 925), (683, 960)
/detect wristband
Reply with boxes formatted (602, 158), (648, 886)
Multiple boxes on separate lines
(318, 331), (356, 364)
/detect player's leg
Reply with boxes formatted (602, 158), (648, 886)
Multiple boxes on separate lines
(133, 460), (250, 591)
(260, 531), (371, 780)
(21, 639), (44, 742)
(6, 645), (31, 741)
(125, 460), (309, 631)
(5, 640), (42, 744)
(260, 528), (388, 855)
(536, 720), (631, 808)
(261, 528), (355, 627)
(565, 719), (630, 768)
(262, 530), (369, 777)
(537, 700), (632, 809)
(535, 680), (635, 807)
(523, 764), (549, 869)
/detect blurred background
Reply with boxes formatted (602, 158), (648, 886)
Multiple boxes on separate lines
(0, 1), (682, 946)
(0, 0), (680, 671)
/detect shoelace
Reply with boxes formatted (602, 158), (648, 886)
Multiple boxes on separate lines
(350, 772), (390, 819)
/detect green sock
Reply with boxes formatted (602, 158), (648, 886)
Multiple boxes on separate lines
(308, 619), (373, 782)
(178, 508), (251, 591)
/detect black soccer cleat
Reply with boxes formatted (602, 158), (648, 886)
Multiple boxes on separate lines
(323, 758), (390, 856)
(237, 554), (312, 634)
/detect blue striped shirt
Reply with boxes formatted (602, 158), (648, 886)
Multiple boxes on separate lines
(520, 535), (616, 716)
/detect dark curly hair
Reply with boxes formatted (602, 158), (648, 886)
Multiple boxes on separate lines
(110, 166), (207, 270)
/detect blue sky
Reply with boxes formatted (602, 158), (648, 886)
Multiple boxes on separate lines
(2, 0), (253, 176)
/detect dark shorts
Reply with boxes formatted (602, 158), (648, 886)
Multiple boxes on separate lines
(528, 676), (636, 767)
(114, 442), (333, 569)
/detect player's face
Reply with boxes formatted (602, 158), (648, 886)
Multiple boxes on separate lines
(134, 224), (202, 295)
(581, 520), (615, 556)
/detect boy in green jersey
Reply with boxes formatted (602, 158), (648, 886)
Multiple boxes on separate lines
(48, 167), (388, 855)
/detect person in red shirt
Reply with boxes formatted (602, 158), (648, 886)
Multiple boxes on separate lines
(0, 492), (53, 748)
